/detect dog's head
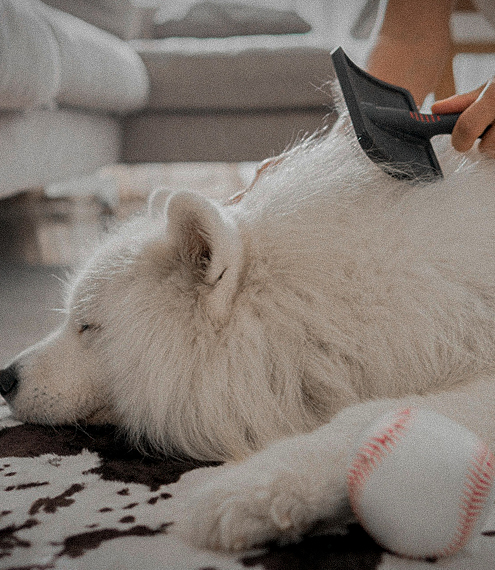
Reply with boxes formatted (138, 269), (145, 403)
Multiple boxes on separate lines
(1, 190), (250, 458)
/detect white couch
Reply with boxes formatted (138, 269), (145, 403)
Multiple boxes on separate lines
(0, 0), (384, 199)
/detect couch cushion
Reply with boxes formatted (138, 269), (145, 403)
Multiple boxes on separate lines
(132, 36), (333, 112)
(0, 0), (149, 113)
(122, 107), (334, 163)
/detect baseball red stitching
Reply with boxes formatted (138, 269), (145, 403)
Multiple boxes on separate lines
(437, 442), (495, 558)
(347, 407), (414, 521)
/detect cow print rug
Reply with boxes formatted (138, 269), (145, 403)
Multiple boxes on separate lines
(1, 399), (495, 570)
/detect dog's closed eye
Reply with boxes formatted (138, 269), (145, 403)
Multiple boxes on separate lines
(78, 324), (100, 334)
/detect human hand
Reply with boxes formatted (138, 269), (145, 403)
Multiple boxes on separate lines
(431, 79), (495, 157)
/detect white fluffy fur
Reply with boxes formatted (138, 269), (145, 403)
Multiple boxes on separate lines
(5, 117), (495, 550)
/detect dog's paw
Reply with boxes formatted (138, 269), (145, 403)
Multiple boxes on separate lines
(176, 450), (349, 551)
(178, 467), (313, 550)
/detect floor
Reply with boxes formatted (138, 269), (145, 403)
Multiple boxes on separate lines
(0, 162), (254, 367)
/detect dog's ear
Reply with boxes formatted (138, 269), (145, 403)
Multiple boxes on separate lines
(165, 190), (243, 327)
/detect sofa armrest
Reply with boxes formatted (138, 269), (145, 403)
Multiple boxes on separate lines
(0, 0), (149, 113)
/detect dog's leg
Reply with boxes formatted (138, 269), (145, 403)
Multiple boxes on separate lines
(177, 374), (495, 551)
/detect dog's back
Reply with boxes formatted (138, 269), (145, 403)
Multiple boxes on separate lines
(231, 128), (495, 412)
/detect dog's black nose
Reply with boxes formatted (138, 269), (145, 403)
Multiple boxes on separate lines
(0, 365), (19, 400)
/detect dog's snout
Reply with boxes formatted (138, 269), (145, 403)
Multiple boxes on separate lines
(0, 364), (19, 400)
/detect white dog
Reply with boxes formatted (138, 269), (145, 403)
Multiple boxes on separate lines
(2, 118), (495, 551)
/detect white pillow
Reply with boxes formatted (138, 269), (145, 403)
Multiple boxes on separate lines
(154, 1), (311, 39)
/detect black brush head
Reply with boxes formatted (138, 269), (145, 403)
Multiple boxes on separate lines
(331, 47), (443, 181)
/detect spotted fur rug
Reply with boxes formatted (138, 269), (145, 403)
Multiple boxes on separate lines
(1, 399), (495, 570)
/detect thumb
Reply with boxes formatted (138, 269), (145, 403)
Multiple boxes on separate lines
(431, 85), (485, 114)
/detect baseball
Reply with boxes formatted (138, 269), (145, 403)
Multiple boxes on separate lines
(347, 407), (495, 559)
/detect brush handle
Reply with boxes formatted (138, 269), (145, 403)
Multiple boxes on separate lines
(362, 103), (490, 141)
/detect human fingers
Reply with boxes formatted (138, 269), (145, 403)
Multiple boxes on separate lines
(431, 85), (484, 115)
(451, 79), (495, 152)
(478, 123), (495, 158)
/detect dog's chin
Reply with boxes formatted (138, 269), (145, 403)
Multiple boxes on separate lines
(6, 403), (116, 427)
